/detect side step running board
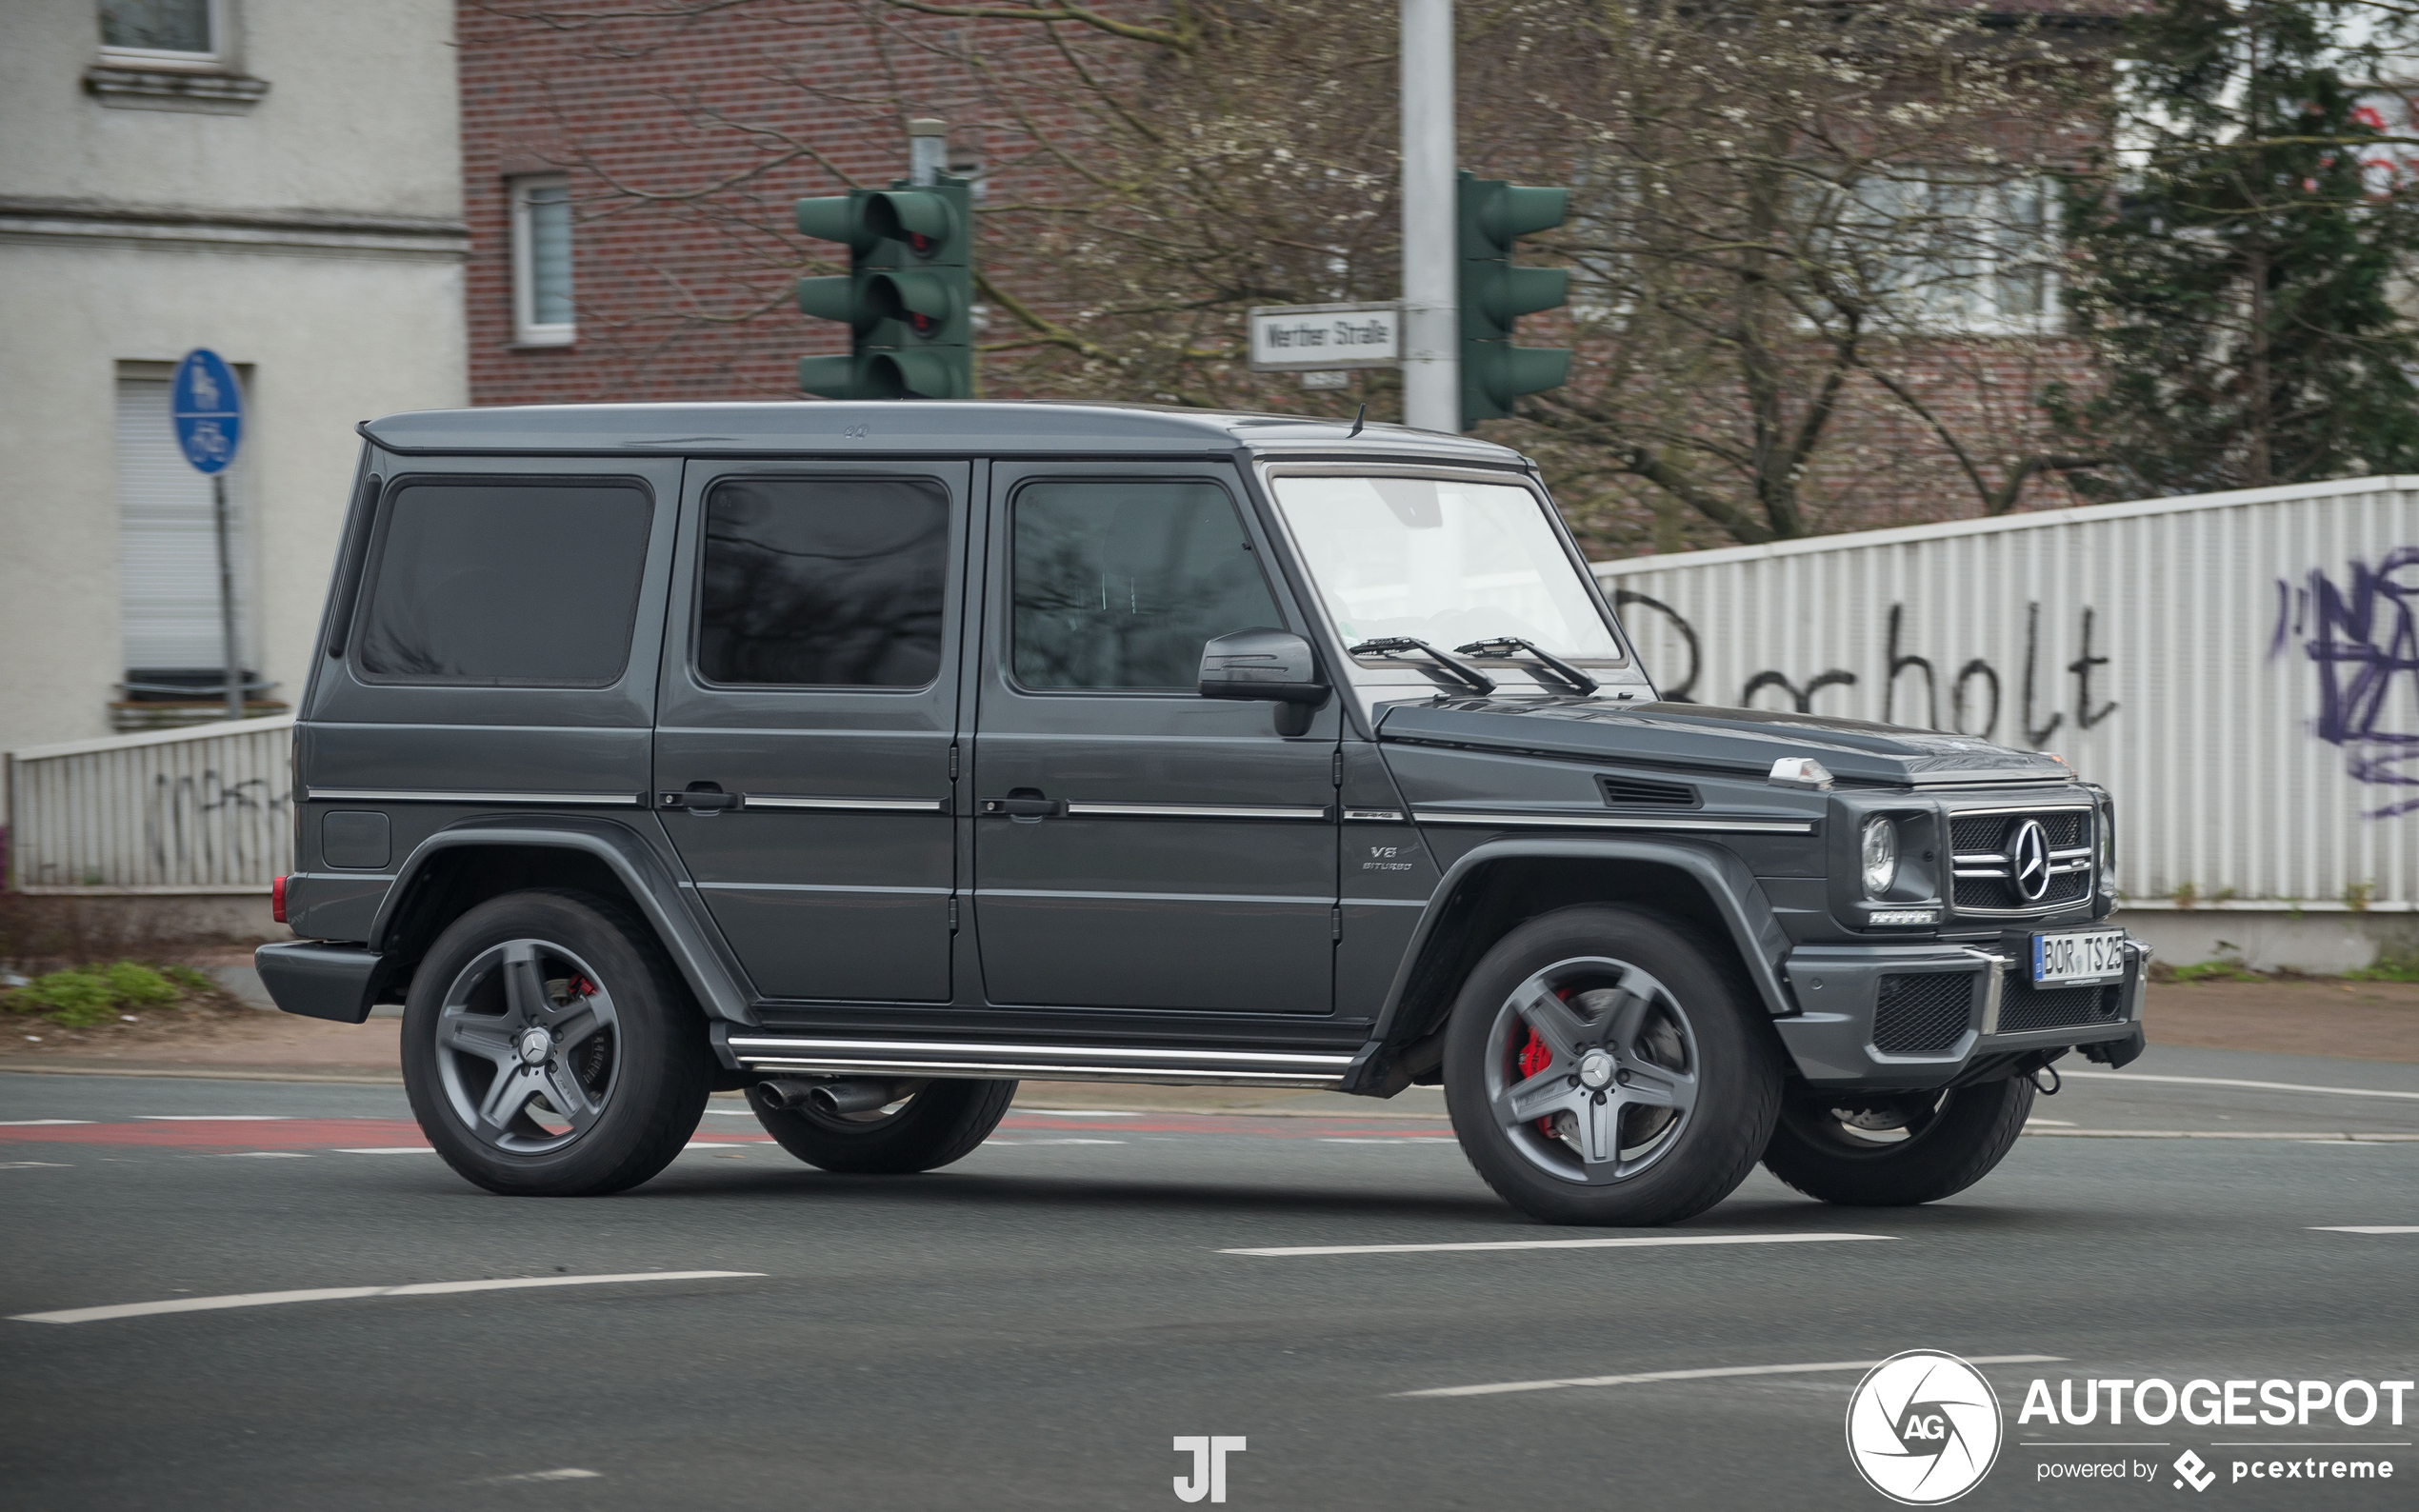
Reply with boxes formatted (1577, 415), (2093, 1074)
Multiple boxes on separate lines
(716, 1031), (1355, 1088)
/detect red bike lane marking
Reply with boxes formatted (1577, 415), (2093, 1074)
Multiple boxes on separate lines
(0, 1113), (1454, 1149)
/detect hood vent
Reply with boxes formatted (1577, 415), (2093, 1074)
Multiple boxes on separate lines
(1596, 773), (1700, 808)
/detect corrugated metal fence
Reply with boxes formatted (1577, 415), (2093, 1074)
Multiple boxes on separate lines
(5, 716), (293, 893)
(1594, 477), (2419, 913)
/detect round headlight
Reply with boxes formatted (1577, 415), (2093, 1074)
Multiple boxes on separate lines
(1860, 816), (1900, 898)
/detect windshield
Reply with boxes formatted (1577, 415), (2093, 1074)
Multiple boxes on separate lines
(1269, 474), (1624, 661)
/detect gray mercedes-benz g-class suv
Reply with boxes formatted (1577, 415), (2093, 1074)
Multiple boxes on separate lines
(257, 400), (2144, 1224)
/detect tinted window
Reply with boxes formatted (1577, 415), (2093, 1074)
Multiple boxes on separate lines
(1011, 480), (1282, 690)
(696, 477), (950, 687)
(355, 482), (651, 686)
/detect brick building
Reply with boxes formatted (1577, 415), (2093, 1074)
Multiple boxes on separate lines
(452, 3), (2114, 552)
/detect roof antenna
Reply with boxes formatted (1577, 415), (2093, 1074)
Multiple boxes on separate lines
(1347, 402), (1367, 438)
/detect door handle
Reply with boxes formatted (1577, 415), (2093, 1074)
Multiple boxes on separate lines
(980, 794), (1066, 819)
(659, 787), (742, 812)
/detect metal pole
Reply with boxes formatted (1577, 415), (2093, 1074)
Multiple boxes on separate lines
(908, 118), (947, 187)
(211, 471), (243, 721)
(1400, 0), (1458, 433)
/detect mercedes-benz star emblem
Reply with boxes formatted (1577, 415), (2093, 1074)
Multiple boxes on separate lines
(2009, 820), (2051, 903)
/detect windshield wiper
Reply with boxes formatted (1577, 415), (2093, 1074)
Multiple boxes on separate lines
(1347, 637), (1496, 695)
(1454, 636), (1599, 695)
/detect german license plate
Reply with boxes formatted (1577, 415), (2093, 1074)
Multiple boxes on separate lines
(2032, 928), (2127, 986)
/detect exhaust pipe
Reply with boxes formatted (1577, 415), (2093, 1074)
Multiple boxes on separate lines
(753, 1079), (899, 1116)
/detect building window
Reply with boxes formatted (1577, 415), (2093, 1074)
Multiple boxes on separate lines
(114, 365), (268, 726)
(1847, 174), (2061, 336)
(511, 177), (576, 347)
(99, 0), (225, 69)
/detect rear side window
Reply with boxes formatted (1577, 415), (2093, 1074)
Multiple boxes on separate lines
(1011, 480), (1282, 691)
(354, 481), (652, 686)
(695, 477), (951, 687)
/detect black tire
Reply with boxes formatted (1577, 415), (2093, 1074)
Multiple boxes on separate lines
(1760, 1076), (2035, 1206)
(749, 1079), (1016, 1174)
(402, 888), (713, 1196)
(1441, 905), (1783, 1226)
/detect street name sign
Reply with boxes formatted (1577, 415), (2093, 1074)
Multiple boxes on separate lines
(1248, 302), (1401, 371)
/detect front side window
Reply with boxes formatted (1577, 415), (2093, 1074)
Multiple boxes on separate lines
(355, 482), (651, 686)
(1271, 474), (1624, 662)
(511, 177), (575, 346)
(1011, 480), (1282, 691)
(696, 477), (950, 688)
(100, 0), (218, 61)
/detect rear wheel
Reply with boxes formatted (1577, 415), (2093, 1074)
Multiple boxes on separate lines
(402, 889), (712, 1196)
(1759, 1077), (2034, 1206)
(749, 1079), (1015, 1174)
(1442, 905), (1782, 1226)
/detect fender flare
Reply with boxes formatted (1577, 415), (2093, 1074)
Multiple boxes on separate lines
(371, 816), (753, 1025)
(1345, 836), (1798, 1092)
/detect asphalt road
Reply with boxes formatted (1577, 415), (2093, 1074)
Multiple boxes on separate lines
(2, 1044), (2413, 1511)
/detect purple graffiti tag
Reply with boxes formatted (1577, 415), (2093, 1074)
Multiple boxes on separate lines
(2275, 547), (2419, 819)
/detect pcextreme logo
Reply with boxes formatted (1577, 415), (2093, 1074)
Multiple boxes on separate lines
(1846, 1351), (2006, 1505)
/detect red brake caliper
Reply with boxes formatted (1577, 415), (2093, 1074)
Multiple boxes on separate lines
(1517, 1026), (1555, 1134)
(564, 975), (595, 1000)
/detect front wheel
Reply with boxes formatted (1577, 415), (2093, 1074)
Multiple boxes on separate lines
(749, 1079), (1015, 1174)
(1759, 1077), (2034, 1206)
(1442, 905), (1782, 1226)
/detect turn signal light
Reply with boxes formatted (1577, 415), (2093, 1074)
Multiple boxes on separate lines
(270, 875), (288, 924)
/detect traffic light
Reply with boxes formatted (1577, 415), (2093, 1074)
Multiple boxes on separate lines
(793, 175), (973, 399)
(1457, 170), (1570, 427)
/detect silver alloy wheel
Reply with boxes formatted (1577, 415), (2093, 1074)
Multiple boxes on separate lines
(1485, 955), (1700, 1185)
(1810, 1095), (1946, 1146)
(433, 938), (622, 1155)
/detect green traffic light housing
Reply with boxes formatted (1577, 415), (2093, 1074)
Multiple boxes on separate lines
(1457, 170), (1572, 427)
(793, 177), (974, 399)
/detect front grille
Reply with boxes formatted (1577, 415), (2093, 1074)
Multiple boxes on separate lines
(1872, 972), (1976, 1054)
(1950, 807), (2094, 914)
(1996, 976), (2126, 1034)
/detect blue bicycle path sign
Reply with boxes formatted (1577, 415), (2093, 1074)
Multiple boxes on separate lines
(171, 348), (243, 474)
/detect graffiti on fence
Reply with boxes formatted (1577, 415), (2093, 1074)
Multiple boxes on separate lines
(145, 767), (289, 880)
(1609, 590), (2116, 746)
(2272, 547), (2419, 819)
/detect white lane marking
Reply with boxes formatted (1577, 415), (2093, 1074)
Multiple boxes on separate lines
(2, 1161), (71, 1169)
(704, 1108), (760, 1116)
(1012, 1109), (1135, 1117)
(2310, 1225), (2419, 1234)
(0, 1119), (92, 1126)
(11, 1270), (768, 1325)
(682, 1142), (770, 1149)
(495, 1468), (604, 1482)
(2024, 1117), (2077, 1126)
(988, 1137), (1127, 1145)
(224, 1151), (310, 1159)
(134, 1115), (290, 1121)
(1321, 1136), (1459, 1144)
(2061, 1070), (2419, 1102)
(2021, 1129), (2419, 1141)
(1225, 1232), (1890, 1258)
(336, 1146), (434, 1154)
(1395, 1353), (2067, 1400)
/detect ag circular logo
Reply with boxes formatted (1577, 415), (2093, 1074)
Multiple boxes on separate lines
(1845, 1350), (2003, 1504)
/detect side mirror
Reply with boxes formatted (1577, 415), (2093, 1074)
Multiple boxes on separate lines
(1198, 628), (1329, 735)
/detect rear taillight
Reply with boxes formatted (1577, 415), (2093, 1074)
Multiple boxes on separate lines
(270, 875), (288, 924)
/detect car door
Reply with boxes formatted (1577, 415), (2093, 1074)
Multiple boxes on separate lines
(653, 460), (971, 1003)
(970, 462), (1340, 1014)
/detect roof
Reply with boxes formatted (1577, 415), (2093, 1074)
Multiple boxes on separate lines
(360, 400), (1530, 465)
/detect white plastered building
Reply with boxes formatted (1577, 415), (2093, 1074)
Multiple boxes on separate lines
(0, 0), (466, 756)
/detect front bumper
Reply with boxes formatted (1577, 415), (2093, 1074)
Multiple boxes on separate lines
(1772, 932), (2147, 1090)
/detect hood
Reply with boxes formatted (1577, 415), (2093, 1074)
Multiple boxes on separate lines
(1376, 699), (2073, 787)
